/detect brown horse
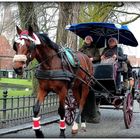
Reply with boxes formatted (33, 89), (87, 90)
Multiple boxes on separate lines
(13, 26), (93, 138)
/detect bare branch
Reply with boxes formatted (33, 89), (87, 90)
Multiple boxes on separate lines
(113, 9), (140, 16)
(121, 15), (140, 25)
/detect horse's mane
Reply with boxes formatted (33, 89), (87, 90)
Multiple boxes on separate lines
(37, 33), (59, 50)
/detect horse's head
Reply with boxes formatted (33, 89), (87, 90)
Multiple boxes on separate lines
(13, 26), (41, 75)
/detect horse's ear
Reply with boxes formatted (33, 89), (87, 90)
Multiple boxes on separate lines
(16, 26), (22, 35)
(28, 25), (33, 36)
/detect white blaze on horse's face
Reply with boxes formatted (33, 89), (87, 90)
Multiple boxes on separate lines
(13, 31), (41, 75)
(13, 37), (28, 75)
(19, 39), (25, 47)
(13, 38), (28, 63)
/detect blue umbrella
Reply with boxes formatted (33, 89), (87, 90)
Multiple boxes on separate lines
(65, 22), (138, 48)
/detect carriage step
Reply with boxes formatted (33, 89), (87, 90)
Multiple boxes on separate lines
(133, 111), (140, 113)
(100, 106), (123, 110)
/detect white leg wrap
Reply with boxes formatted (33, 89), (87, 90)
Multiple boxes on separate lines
(72, 121), (78, 130)
(81, 122), (86, 128)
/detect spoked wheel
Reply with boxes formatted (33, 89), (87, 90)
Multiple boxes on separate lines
(65, 95), (77, 126)
(123, 91), (134, 129)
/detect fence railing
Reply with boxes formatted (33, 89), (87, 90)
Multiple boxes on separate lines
(0, 90), (59, 128)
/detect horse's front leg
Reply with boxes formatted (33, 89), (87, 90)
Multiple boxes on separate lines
(32, 88), (46, 138)
(72, 84), (89, 134)
(71, 88), (81, 134)
(58, 86), (67, 138)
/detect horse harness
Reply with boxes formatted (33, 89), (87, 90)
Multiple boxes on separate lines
(35, 47), (80, 82)
(14, 32), (92, 88)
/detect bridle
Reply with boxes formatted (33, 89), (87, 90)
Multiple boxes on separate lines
(13, 33), (40, 61)
(13, 33), (65, 72)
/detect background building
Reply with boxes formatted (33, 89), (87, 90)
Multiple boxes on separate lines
(0, 35), (16, 78)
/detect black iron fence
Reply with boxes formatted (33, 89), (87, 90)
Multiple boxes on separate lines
(0, 90), (59, 128)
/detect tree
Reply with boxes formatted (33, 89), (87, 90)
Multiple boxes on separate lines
(110, 3), (140, 24)
(56, 2), (81, 50)
(18, 2), (39, 95)
(79, 2), (124, 23)
(18, 2), (39, 31)
(56, 2), (72, 46)
(66, 3), (80, 50)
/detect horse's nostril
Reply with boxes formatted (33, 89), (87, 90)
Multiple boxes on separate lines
(13, 67), (23, 75)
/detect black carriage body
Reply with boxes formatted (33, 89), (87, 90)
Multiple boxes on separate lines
(93, 63), (117, 94)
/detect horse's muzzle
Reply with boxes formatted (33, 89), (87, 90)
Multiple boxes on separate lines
(13, 67), (23, 75)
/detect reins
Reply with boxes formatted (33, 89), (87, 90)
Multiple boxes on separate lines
(24, 48), (65, 72)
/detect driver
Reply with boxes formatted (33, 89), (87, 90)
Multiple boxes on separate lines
(79, 35), (101, 124)
(79, 35), (100, 63)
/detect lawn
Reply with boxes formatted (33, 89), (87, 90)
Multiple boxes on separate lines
(0, 78), (32, 87)
(0, 78), (32, 97)
(0, 89), (32, 97)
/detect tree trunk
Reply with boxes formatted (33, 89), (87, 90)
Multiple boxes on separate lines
(66, 3), (80, 51)
(56, 2), (80, 51)
(18, 2), (39, 31)
(56, 2), (72, 46)
(18, 2), (39, 96)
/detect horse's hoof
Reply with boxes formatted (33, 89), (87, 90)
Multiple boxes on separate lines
(59, 134), (66, 138)
(35, 129), (44, 138)
(81, 127), (86, 132)
(59, 129), (66, 138)
(81, 122), (86, 132)
(72, 122), (78, 134)
(71, 129), (78, 134)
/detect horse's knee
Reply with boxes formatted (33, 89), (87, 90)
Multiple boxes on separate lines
(33, 101), (40, 117)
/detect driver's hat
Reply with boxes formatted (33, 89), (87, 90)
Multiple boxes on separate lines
(85, 35), (93, 42)
(108, 37), (118, 44)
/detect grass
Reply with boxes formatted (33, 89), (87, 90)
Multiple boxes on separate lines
(0, 78), (32, 87)
(0, 78), (32, 97)
(0, 89), (32, 98)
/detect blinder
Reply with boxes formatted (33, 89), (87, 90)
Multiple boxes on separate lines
(13, 34), (37, 64)
(28, 41), (36, 52)
(14, 34), (37, 52)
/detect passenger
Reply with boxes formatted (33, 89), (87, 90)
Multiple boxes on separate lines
(79, 35), (101, 123)
(79, 35), (100, 63)
(101, 37), (126, 63)
(101, 37), (128, 91)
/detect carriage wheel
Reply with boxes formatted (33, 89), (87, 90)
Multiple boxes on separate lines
(65, 95), (77, 126)
(123, 91), (134, 129)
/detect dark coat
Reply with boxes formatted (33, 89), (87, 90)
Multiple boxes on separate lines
(79, 42), (100, 63)
(101, 45), (127, 62)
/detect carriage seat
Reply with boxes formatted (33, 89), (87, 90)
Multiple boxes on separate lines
(93, 63), (117, 92)
(93, 63), (117, 80)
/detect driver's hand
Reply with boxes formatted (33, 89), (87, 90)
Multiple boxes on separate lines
(113, 54), (117, 59)
(129, 78), (134, 87)
(101, 55), (106, 60)
(90, 57), (93, 61)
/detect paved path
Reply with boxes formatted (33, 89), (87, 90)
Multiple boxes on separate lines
(1, 101), (140, 138)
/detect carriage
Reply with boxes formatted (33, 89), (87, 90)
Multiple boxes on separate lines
(65, 22), (139, 129)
